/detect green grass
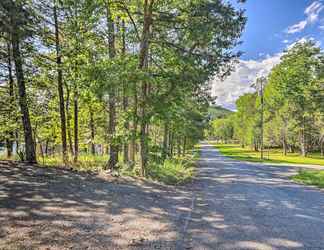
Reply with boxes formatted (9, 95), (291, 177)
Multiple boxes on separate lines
(147, 152), (198, 185)
(292, 170), (324, 188)
(1, 150), (199, 185)
(213, 144), (324, 166)
(122, 148), (199, 185)
(40, 154), (108, 171)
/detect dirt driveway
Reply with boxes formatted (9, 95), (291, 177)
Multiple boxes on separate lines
(0, 161), (193, 249)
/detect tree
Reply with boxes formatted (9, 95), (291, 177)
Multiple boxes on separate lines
(266, 41), (323, 156)
(0, 0), (37, 163)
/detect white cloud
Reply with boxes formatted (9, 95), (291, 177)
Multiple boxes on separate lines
(211, 54), (281, 110)
(287, 20), (307, 34)
(286, 1), (324, 34)
(305, 1), (324, 22)
(286, 36), (321, 50)
(282, 39), (290, 44)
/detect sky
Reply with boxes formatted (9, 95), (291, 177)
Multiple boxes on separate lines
(212, 0), (324, 110)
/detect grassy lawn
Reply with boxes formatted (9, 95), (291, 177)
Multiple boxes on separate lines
(213, 144), (324, 166)
(292, 170), (324, 188)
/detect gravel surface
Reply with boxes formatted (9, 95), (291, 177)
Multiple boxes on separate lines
(1, 144), (324, 250)
(0, 161), (193, 250)
(184, 144), (324, 250)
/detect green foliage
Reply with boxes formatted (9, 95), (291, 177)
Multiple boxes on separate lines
(0, 0), (246, 178)
(211, 118), (234, 143)
(208, 106), (233, 120)
(209, 40), (324, 157)
(147, 154), (197, 185)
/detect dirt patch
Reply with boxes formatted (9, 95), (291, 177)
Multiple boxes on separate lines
(0, 161), (194, 249)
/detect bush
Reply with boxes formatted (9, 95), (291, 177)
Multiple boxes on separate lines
(147, 154), (197, 185)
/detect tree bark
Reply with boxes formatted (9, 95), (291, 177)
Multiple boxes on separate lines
(282, 135), (287, 156)
(162, 121), (169, 160)
(54, 1), (68, 164)
(89, 105), (96, 155)
(73, 87), (79, 163)
(129, 89), (137, 163)
(300, 117), (307, 157)
(122, 20), (129, 164)
(182, 137), (186, 156)
(65, 84), (74, 155)
(6, 41), (14, 158)
(11, 27), (37, 163)
(138, 0), (154, 176)
(105, 0), (118, 170)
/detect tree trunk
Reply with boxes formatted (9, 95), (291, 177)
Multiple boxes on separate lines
(6, 41), (14, 158)
(122, 20), (129, 164)
(89, 106), (96, 155)
(182, 137), (186, 156)
(282, 135), (287, 156)
(107, 95), (119, 169)
(11, 28), (37, 163)
(65, 85), (74, 155)
(177, 138), (181, 157)
(129, 89), (137, 163)
(300, 117), (307, 157)
(138, 0), (154, 176)
(73, 87), (79, 163)
(105, 0), (118, 170)
(162, 121), (169, 160)
(45, 139), (49, 156)
(54, 2), (68, 164)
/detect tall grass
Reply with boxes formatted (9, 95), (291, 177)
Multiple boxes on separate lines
(1, 148), (200, 185)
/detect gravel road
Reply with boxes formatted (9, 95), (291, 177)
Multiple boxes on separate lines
(184, 143), (324, 250)
(1, 143), (324, 250)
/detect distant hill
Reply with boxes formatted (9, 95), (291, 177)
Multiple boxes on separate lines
(208, 106), (233, 119)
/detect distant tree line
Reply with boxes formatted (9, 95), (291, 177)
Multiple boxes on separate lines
(209, 41), (324, 157)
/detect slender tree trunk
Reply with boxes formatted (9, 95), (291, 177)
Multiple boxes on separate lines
(300, 117), (307, 157)
(15, 131), (19, 155)
(182, 137), (186, 156)
(89, 106), (96, 155)
(177, 138), (181, 157)
(53, 1), (68, 164)
(168, 131), (173, 157)
(73, 87), (79, 163)
(122, 20), (129, 164)
(6, 42), (14, 158)
(282, 134), (287, 156)
(65, 85), (74, 155)
(129, 90), (137, 163)
(138, 0), (154, 176)
(162, 121), (169, 160)
(105, 0), (118, 170)
(45, 139), (49, 156)
(11, 28), (37, 163)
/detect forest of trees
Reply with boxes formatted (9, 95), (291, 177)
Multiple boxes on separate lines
(210, 41), (324, 157)
(0, 0), (246, 175)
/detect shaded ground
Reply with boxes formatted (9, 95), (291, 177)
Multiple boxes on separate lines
(1, 144), (324, 250)
(0, 161), (193, 249)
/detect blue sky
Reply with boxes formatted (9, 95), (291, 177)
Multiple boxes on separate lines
(212, 0), (324, 110)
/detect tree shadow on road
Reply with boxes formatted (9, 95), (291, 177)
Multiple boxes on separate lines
(0, 161), (193, 249)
